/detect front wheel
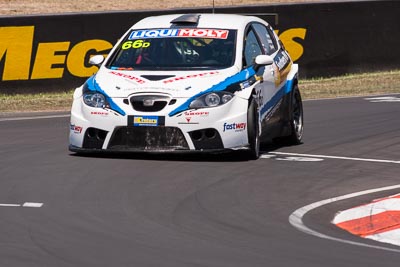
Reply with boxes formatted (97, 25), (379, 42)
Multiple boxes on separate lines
(247, 98), (260, 160)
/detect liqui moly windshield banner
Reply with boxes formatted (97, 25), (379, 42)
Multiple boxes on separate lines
(128, 29), (229, 39)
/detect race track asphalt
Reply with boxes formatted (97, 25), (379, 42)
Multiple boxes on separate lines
(0, 95), (399, 267)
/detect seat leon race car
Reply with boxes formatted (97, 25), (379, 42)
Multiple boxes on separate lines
(69, 13), (303, 159)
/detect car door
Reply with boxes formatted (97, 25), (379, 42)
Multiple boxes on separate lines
(243, 23), (278, 127)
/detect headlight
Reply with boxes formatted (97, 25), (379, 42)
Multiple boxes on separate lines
(189, 91), (234, 109)
(83, 92), (106, 108)
(204, 93), (220, 107)
(221, 94), (233, 104)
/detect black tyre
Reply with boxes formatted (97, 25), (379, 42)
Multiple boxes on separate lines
(247, 98), (260, 160)
(284, 84), (304, 145)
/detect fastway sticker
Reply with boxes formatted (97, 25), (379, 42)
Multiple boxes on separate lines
(223, 122), (246, 132)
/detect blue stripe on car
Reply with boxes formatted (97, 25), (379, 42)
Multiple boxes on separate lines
(168, 67), (256, 117)
(85, 75), (126, 116)
(259, 78), (294, 118)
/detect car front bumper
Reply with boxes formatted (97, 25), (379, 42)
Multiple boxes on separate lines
(69, 94), (251, 152)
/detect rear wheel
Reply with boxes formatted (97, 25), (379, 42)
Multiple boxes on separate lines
(284, 84), (304, 145)
(247, 98), (260, 160)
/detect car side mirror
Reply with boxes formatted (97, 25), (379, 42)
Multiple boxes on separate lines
(254, 55), (273, 71)
(89, 55), (105, 67)
(255, 55), (274, 66)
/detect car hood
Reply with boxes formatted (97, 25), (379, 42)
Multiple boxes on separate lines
(91, 67), (241, 98)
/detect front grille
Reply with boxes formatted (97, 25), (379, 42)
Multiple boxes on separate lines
(130, 95), (170, 112)
(108, 126), (189, 151)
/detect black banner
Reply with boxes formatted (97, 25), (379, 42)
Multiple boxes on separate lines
(0, 0), (399, 93)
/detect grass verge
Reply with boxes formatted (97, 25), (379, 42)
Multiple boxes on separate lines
(0, 91), (74, 113)
(1, 69), (399, 113)
(301, 69), (400, 99)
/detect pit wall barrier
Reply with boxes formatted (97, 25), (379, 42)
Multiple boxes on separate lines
(0, 0), (399, 93)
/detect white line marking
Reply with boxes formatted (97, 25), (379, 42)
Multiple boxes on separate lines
(0, 204), (21, 207)
(275, 156), (324, 162)
(270, 152), (400, 164)
(365, 96), (400, 103)
(260, 154), (276, 159)
(0, 114), (69, 122)
(0, 202), (43, 208)
(289, 184), (400, 253)
(23, 202), (43, 208)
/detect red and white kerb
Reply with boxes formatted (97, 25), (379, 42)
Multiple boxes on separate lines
(333, 193), (400, 246)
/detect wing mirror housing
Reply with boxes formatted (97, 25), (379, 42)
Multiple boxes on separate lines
(89, 55), (105, 67)
(255, 55), (274, 67)
(254, 55), (274, 72)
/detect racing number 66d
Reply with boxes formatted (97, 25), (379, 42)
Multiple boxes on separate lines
(122, 40), (150, 50)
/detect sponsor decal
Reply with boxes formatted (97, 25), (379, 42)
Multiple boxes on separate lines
(264, 98), (282, 122)
(70, 124), (83, 133)
(239, 75), (262, 90)
(134, 116), (158, 126)
(109, 71), (146, 84)
(163, 71), (219, 84)
(273, 49), (292, 86)
(183, 111), (209, 117)
(0, 26), (113, 81)
(90, 111), (109, 116)
(274, 50), (290, 71)
(223, 122), (246, 132)
(177, 112), (208, 124)
(130, 115), (165, 127)
(129, 29), (229, 40)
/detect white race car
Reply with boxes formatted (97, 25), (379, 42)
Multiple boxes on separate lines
(69, 13), (303, 159)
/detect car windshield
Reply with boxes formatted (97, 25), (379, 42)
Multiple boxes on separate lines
(106, 28), (236, 70)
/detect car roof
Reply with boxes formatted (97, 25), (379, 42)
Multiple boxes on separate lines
(131, 13), (269, 30)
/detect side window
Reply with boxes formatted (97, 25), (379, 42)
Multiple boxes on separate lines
(244, 29), (263, 67)
(252, 23), (278, 55)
